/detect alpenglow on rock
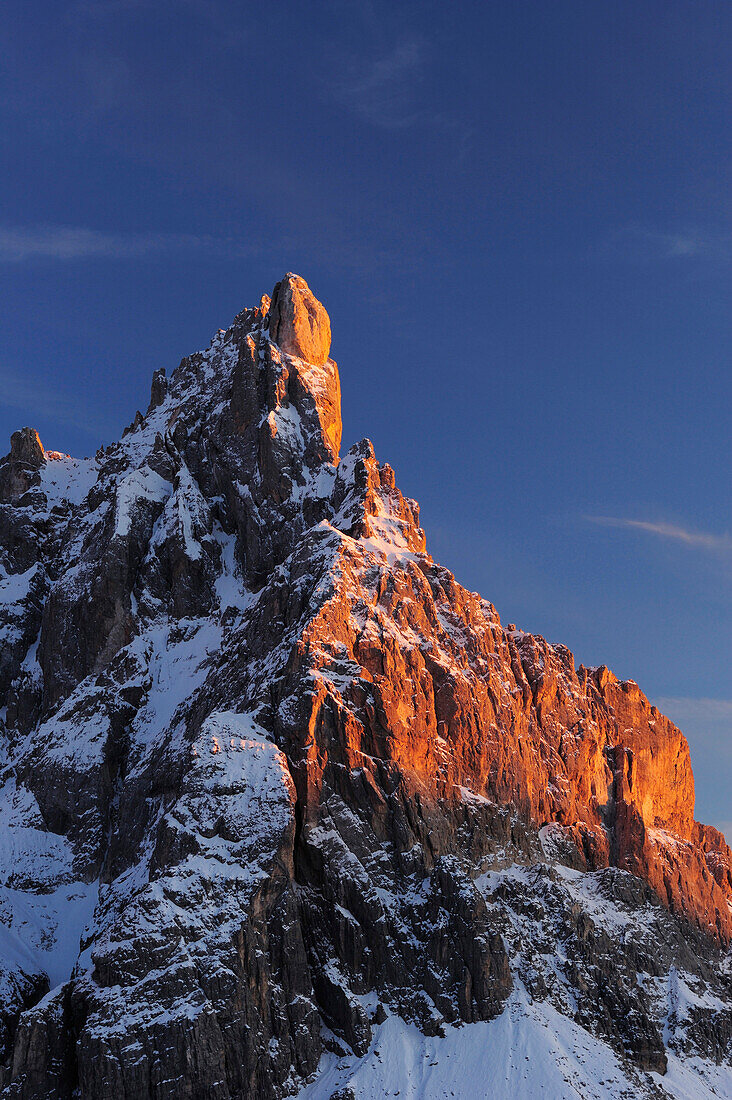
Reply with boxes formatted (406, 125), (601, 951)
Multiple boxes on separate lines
(268, 271), (332, 366)
(0, 274), (730, 1100)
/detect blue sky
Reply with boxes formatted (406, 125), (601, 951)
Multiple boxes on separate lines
(1, 0), (730, 835)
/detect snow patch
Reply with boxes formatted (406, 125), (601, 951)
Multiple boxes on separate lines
(297, 993), (681, 1100)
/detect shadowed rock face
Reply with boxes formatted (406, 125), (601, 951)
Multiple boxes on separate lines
(0, 429), (45, 502)
(0, 275), (730, 1099)
(10, 429), (44, 468)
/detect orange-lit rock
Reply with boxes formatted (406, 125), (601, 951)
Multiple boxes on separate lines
(268, 272), (332, 367)
(273, 456), (732, 944)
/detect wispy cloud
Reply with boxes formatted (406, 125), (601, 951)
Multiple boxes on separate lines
(661, 231), (729, 258)
(329, 36), (427, 129)
(654, 697), (732, 725)
(586, 516), (732, 554)
(607, 225), (732, 263)
(0, 226), (250, 263)
(324, 35), (472, 157)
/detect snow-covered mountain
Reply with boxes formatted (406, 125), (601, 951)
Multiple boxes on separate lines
(0, 274), (729, 1099)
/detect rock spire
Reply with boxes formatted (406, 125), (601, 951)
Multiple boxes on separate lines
(267, 272), (332, 366)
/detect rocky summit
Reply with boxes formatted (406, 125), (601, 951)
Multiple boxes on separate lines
(0, 273), (730, 1100)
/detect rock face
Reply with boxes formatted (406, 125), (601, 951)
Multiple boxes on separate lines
(0, 274), (730, 1099)
(0, 429), (45, 502)
(268, 272), (332, 366)
(9, 429), (44, 468)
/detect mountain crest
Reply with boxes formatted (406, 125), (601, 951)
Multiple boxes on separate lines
(0, 275), (730, 1099)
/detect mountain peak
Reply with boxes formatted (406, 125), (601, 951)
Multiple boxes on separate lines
(10, 427), (44, 466)
(0, 426), (45, 501)
(267, 272), (332, 367)
(0, 287), (730, 1099)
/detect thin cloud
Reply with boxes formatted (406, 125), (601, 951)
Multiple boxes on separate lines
(329, 36), (427, 129)
(607, 225), (732, 263)
(0, 226), (250, 263)
(0, 222), (416, 280)
(325, 36), (472, 155)
(656, 228), (732, 260)
(654, 697), (732, 725)
(586, 516), (732, 553)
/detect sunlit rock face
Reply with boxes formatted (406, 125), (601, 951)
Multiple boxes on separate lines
(0, 275), (730, 1100)
(266, 272), (340, 462)
(268, 271), (332, 366)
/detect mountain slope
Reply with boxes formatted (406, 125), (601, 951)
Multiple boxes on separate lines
(0, 274), (729, 1099)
